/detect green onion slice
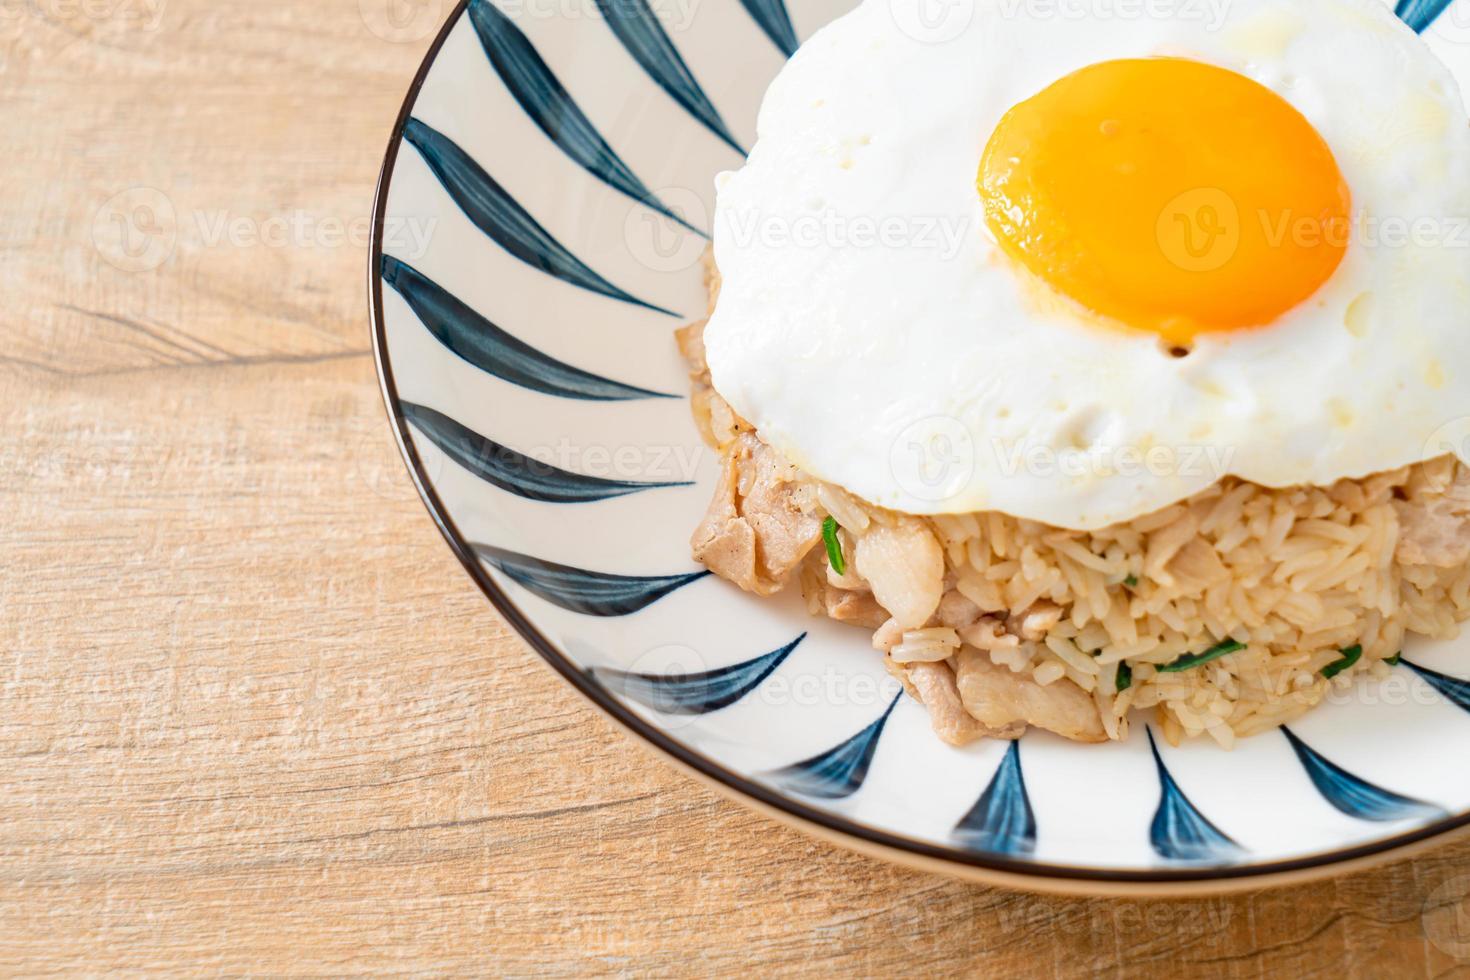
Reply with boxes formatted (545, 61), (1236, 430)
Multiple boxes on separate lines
(821, 516), (846, 576)
(1322, 645), (1364, 680)
(1123, 574), (1139, 588)
(1116, 662), (1133, 692)
(1158, 639), (1246, 673)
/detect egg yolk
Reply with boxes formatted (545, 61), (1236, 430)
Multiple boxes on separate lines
(979, 58), (1351, 344)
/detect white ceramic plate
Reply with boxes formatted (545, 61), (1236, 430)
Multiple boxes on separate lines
(371, 0), (1470, 891)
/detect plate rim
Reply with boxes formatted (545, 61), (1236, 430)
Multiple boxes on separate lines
(367, 0), (1470, 892)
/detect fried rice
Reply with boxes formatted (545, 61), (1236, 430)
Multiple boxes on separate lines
(680, 255), (1470, 748)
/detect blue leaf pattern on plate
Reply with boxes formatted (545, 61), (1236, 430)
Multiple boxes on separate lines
(474, 543), (708, 615)
(402, 401), (691, 502)
(594, 0), (745, 155)
(466, 0), (704, 235)
(1148, 729), (1245, 864)
(1404, 659), (1470, 714)
(1395, 0), (1456, 32)
(765, 693), (902, 799)
(381, 256), (674, 401)
(402, 118), (680, 317)
(1282, 727), (1447, 823)
(952, 741), (1037, 856)
(591, 633), (805, 714)
(738, 0), (798, 57)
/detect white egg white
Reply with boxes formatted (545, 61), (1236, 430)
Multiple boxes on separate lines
(703, 0), (1470, 530)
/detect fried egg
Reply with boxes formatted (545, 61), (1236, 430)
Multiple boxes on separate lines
(702, 0), (1470, 530)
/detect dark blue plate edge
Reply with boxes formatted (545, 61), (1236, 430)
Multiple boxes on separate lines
(367, 0), (1470, 889)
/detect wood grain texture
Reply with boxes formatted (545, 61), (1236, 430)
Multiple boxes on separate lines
(5, 1), (1470, 974)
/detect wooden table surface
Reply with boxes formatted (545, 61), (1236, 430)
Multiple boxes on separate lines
(7, 1), (1470, 974)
